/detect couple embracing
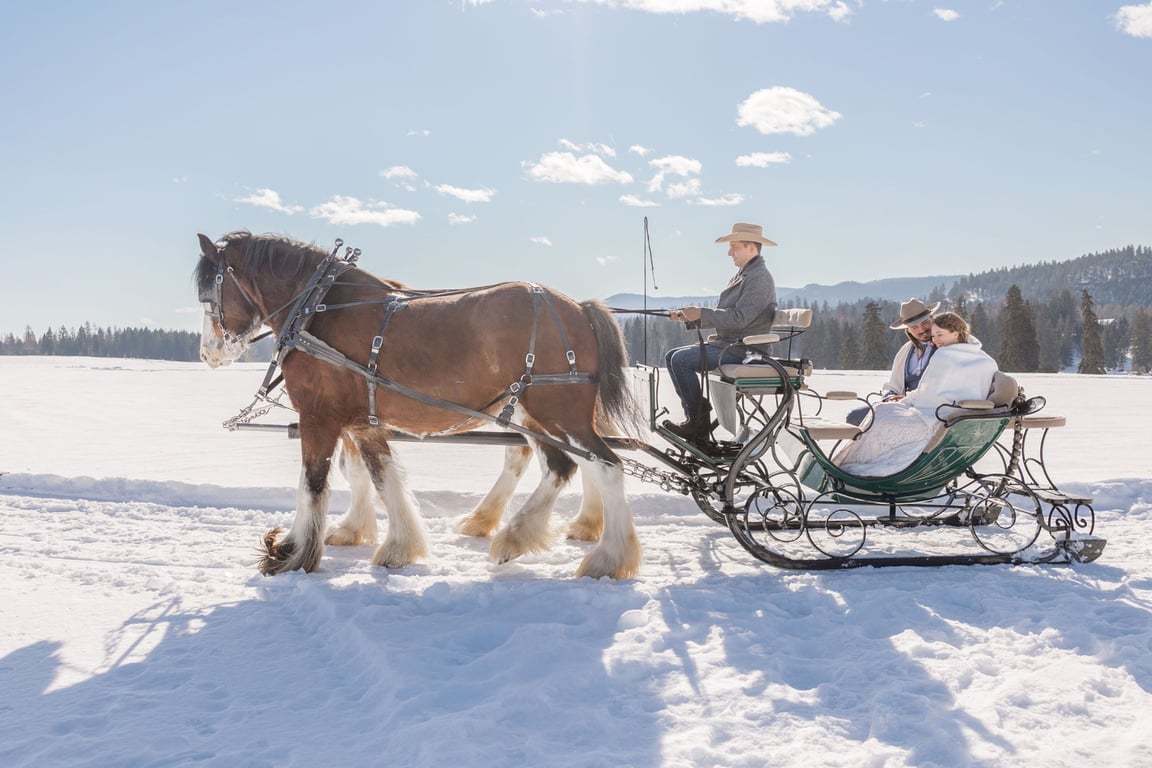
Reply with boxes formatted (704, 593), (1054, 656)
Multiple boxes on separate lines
(836, 299), (1000, 477)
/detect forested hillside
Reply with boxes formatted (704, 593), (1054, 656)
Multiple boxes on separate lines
(622, 245), (1152, 375)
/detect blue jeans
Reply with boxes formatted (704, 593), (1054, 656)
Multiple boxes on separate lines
(664, 342), (747, 416)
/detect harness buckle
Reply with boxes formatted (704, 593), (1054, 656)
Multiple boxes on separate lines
(525, 352), (535, 367)
(372, 335), (384, 351)
(368, 415), (380, 426)
(316, 304), (327, 312)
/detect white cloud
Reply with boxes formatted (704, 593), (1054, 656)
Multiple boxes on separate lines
(567, 0), (853, 24)
(529, 236), (553, 246)
(309, 195), (421, 228)
(933, 8), (960, 22)
(620, 194), (659, 207)
(407, 128), (431, 137)
(432, 184), (496, 203)
(524, 151), (634, 184)
(647, 154), (702, 193)
(1114, 3), (1152, 37)
(380, 166), (417, 180)
(559, 139), (616, 157)
(693, 193), (744, 207)
(234, 188), (304, 215)
(595, 254), (620, 266)
(666, 179), (702, 199)
(629, 144), (651, 156)
(737, 87), (842, 136)
(736, 152), (793, 167)
(448, 213), (477, 225)
(649, 155), (702, 176)
(913, 120), (927, 129)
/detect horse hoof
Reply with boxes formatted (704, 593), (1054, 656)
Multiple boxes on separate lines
(371, 541), (426, 569)
(457, 514), (498, 538)
(566, 519), (603, 542)
(325, 525), (369, 547)
(576, 540), (642, 580)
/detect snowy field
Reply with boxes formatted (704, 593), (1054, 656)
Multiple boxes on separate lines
(2, 356), (1151, 768)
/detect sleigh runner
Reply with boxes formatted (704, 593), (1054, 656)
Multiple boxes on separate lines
(197, 233), (1105, 577)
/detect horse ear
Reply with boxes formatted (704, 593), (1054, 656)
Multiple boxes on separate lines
(198, 233), (220, 263)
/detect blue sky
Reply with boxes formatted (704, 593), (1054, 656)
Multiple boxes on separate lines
(1, 0), (1149, 335)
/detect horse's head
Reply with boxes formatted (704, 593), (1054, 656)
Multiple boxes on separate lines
(195, 232), (264, 368)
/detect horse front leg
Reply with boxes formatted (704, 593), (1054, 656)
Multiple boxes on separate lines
(351, 433), (428, 569)
(260, 425), (340, 575)
(325, 433), (380, 547)
(458, 444), (533, 537)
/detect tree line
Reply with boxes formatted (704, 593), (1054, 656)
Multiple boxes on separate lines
(0, 324), (202, 361)
(621, 284), (1152, 375)
(7, 283), (1150, 375)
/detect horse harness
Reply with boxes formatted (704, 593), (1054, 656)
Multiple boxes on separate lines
(217, 247), (604, 462)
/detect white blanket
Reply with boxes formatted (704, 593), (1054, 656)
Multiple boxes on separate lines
(832, 340), (998, 477)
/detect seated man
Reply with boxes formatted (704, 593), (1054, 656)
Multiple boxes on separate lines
(664, 222), (778, 443)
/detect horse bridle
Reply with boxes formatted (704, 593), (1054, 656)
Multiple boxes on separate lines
(200, 253), (271, 350)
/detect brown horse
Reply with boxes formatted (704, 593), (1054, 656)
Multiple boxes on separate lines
(195, 231), (638, 578)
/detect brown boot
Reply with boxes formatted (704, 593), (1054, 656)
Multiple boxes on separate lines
(663, 403), (712, 443)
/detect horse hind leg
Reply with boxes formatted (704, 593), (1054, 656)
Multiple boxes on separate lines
(574, 451), (641, 580)
(566, 468), (604, 542)
(489, 442), (575, 565)
(325, 433), (380, 547)
(457, 444), (533, 537)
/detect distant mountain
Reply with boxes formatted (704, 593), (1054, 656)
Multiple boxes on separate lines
(950, 245), (1152, 311)
(605, 245), (1152, 313)
(779, 276), (964, 306)
(604, 274), (962, 311)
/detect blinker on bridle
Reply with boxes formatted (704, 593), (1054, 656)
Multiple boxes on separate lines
(201, 247), (271, 349)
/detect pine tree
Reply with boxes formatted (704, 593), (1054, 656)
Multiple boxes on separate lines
(1131, 308), (1152, 375)
(998, 285), (1039, 372)
(839, 326), (860, 370)
(859, 302), (889, 370)
(1077, 289), (1107, 374)
(970, 302), (995, 351)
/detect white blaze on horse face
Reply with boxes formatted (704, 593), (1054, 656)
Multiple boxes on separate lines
(199, 312), (246, 368)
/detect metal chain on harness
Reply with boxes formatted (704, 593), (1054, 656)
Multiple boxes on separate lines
(619, 455), (694, 495)
(223, 387), (295, 431)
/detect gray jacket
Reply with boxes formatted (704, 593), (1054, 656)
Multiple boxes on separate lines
(699, 255), (777, 343)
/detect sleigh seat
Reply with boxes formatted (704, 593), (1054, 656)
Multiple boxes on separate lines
(795, 371), (1023, 502)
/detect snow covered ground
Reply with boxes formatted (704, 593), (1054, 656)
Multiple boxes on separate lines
(2, 356), (1151, 767)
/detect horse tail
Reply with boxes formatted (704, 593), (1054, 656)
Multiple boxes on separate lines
(581, 300), (639, 435)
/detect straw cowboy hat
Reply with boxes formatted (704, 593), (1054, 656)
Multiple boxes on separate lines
(715, 222), (778, 247)
(890, 298), (942, 330)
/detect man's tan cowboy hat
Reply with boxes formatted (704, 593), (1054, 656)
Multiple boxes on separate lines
(715, 222), (777, 247)
(890, 298), (941, 330)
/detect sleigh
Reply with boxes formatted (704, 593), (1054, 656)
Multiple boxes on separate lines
(641, 308), (1106, 569)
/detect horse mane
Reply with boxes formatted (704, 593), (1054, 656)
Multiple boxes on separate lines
(195, 231), (350, 296)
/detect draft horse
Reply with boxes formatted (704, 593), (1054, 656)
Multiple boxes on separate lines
(195, 231), (639, 579)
